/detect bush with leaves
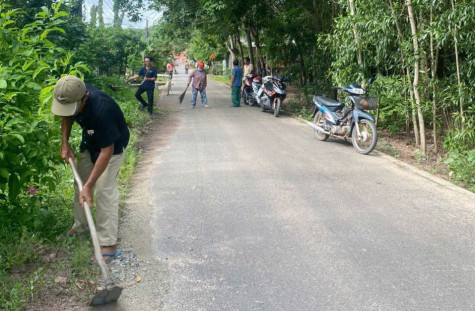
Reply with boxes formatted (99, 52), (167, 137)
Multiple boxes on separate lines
(0, 3), (88, 228)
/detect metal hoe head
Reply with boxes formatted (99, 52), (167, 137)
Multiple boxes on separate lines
(90, 279), (123, 306)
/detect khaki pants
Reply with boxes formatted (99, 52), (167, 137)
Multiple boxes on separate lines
(71, 150), (125, 246)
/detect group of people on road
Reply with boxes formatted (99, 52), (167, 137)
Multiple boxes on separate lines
(49, 54), (250, 265)
(125, 57), (209, 111)
(124, 56), (254, 111)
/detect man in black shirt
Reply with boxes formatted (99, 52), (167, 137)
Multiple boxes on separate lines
(51, 75), (129, 263)
(125, 56), (157, 114)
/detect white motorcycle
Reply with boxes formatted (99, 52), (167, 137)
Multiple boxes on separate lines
(253, 75), (287, 117)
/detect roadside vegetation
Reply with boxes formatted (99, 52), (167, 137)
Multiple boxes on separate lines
(0, 1), (176, 309)
(208, 74), (232, 86)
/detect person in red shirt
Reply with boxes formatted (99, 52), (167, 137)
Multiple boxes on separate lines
(166, 61), (174, 79)
(187, 61), (209, 109)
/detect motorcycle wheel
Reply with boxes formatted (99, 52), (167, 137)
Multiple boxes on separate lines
(247, 95), (254, 106)
(351, 119), (378, 154)
(242, 92), (248, 105)
(260, 104), (266, 112)
(313, 111), (329, 141)
(273, 98), (281, 117)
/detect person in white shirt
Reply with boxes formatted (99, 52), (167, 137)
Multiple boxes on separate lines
(243, 57), (253, 80)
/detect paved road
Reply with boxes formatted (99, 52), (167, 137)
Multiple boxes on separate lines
(132, 70), (474, 310)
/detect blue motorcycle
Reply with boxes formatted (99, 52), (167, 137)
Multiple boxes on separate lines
(307, 78), (378, 155)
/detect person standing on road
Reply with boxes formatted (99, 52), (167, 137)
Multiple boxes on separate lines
(125, 56), (157, 114)
(51, 75), (129, 264)
(188, 61), (209, 109)
(185, 61), (189, 74)
(230, 59), (243, 107)
(243, 57), (253, 80)
(166, 61), (174, 78)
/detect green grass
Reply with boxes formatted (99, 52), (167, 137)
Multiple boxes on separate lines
(0, 82), (156, 310)
(208, 74), (232, 85)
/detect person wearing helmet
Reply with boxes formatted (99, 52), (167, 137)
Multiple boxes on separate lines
(187, 61), (209, 109)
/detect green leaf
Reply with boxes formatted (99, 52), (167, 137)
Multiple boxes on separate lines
(0, 79), (7, 88)
(26, 82), (42, 90)
(11, 133), (25, 143)
(3, 20), (14, 27)
(8, 173), (21, 201)
(0, 168), (9, 179)
(54, 11), (69, 19)
(32, 66), (50, 79)
(40, 27), (65, 40)
(22, 59), (36, 71)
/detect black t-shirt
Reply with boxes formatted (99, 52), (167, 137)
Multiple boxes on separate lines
(75, 84), (129, 163)
(138, 66), (157, 89)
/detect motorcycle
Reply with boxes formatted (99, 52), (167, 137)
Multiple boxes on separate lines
(254, 75), (287, 117)
(242, 74), (257, 106)
(307, 78), (378, 154)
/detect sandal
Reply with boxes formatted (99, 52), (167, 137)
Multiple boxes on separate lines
(89, 249), (122, 265)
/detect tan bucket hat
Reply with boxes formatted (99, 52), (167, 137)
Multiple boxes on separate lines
(51, 75), (86, 116)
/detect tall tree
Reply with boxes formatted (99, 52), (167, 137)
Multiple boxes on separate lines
(407, 0), (426, 153)
(90, 4), (97, 28)
(349, 0), (363, 67)
(451, 0), (463, 127)
(113, 0), (121, 28)
(97, 0), (104, 26)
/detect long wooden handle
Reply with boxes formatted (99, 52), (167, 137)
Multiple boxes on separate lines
(69, 158), (110, 280)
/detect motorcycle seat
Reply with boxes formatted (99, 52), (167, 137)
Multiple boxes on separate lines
(314, 95), (343, 108)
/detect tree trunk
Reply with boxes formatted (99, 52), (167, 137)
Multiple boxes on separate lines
(225, 36), (237, 63)
(408, 68), (420, 146)
(250, 26), (265, 73)
(113, 0), (121, 28)
(349, 0), (363, 67)
(245, 28), (255, 69)
(407, 0), (426, 153)
(90, 4), (97, 28)
(97, 0), (104, 26)
(451, 0), (463, 128)
(388, 0), (418, 142)
(236, 33), (245, 65)
(430, 8), (439, 153)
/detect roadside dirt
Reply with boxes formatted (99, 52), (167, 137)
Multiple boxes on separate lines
(377, 129), (455, 183)
(19, 245), (97, 311)
(21, 89), (181, 311)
